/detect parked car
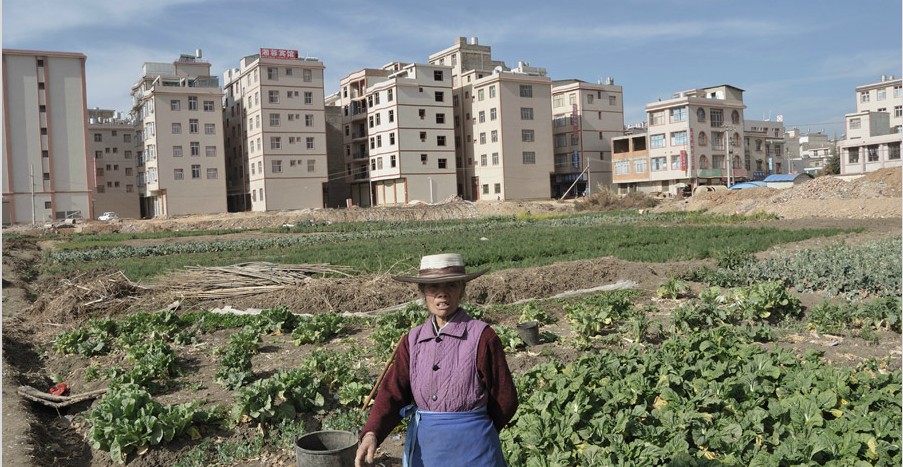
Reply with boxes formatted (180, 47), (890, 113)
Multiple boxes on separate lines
(97, 212), (118, 221)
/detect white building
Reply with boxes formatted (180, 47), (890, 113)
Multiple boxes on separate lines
(838, 76), (902, 175)
(3, 49), (92, 224)
(88, 108), (140, 218)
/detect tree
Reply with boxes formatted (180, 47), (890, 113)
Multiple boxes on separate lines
(826, 144), (840, 175)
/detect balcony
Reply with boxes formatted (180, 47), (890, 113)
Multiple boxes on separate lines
(352, 151), (368, 160)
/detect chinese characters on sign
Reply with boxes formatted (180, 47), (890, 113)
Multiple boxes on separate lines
(259, 48), (299, 59)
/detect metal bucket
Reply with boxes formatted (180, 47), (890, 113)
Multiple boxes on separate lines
(516, 321), (541, 346)
(295, 430), (358, 467)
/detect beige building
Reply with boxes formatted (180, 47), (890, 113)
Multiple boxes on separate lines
(223, 49), (328, 211)
(88, 108), (140, 218)
(334, 67), (395, 206)
(428, 38), (554, 201)
(130, 51), (227, 217)
(784, 128), (833, 175)
(613, 85), (749, 195)
(363, 63), (457, 205)
(838, 76), (902, 175)
(3, 49), (92, 224)
(550, 78), (624, 197)
(743, 119), (786, 178)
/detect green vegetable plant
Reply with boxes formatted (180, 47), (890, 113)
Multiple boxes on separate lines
(656, 275), (690, 299)
(214, 327), (261, 390)
(252, 306), (299, 335)
(291, 312), (346, 345)
(493, 326), (525, 353)
(518, 302), (555, 325)
(231, 368), (324, 425)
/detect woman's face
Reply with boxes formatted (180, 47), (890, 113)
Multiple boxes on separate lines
(422, 281), (464, 321)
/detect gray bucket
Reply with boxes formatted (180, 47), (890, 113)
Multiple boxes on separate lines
(516, 321), (541, 346)
(295, 430), (358, 467)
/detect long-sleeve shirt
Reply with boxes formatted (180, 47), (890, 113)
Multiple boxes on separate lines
(361, 325), (518, 445)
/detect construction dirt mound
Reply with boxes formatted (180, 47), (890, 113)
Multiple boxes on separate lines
(654, 167), (902, 219)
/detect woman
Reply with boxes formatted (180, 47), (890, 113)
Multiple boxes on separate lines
(355, 253), (518, 467)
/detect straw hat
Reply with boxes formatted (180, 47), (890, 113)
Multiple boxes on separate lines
(391, 253), (487, 284)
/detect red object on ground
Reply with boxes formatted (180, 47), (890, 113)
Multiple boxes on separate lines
(49, 383), (69, 396)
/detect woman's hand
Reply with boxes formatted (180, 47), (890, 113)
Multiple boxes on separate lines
(355, 432), (378, 467)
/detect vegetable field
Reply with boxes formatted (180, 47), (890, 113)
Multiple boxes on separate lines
(2, 211), (900, 466)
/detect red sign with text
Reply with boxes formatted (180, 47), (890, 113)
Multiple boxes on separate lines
(260, 48), (299, 59)
(680, 150), (688, 171)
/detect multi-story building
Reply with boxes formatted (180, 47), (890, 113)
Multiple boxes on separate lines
(743, 119), (785, 178)
(334, 67), (394, 206)
(465, 64), (554, 200)
(2, 49), (92, 225)
(223, 48), (328, 211)
(130, 51), (227, 217)
(550, 78), (624, 197)
(88, 108), (140, 218)
(838, 75), (902, 175)
(363, 63), (457, 205)
(612, 85), (749, 195)
(323, 104), (349, 208)
(784, 129), (833, 175)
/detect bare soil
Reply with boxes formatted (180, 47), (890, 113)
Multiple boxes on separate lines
(2, 168), (901, 466)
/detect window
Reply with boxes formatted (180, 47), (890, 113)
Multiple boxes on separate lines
(307, 160), (315, 172)
(205, 123), (215, 134)
(478, 89), (485, 101)
(848, 147), (859, 163)
(895, 106), (902, 118)
(712, 132), (724, 150)
(94, 133), (102, 142)
(304, 92), (313, 105)
(436, 113), (445, 124)
(671, 155), (681, 170)
(434, 91), (444, 102)
(478, 111), (485, 123)
(482, 184), (489, 194)
(651, 156), (667, 171)
(491, 130), (499, 143)
(419, 109), (426, 119)
(272, 160), (282, 173)
(368, 116), (374, 128)
(434, 70), (444, 81)
(376, 135), (382, 147)
(698, 132), (707, 146)
(190, 142), (200, 156)
(480, 133), (486, 144)
(877, 88), (886, 100)
(174, 168), (184, 180)
(269, 90), (279, 103)
(172, 123), (181, 134)
(480, 154), (487, 166)
(650, 134), (665, 148)
(650, 111), (664, 126)
(188, 96), (198, 110)
(437, 135), (447, 146)
(553, 95), (564, 107)
(490, 108), (497, 121)
(173, 145), (183, 157)
(670, 131), (688, 146)
(390, 155), (397, 168)
(521, 130), (533, 142)
(849, 118), (861, 130)
(614, 161), (630, 175)
(860, 91), (870, 103)
(489, 86), (496, 98)
(306, 137), (314, 149)
(587, 94), (594, 104)
(889, 143), (901, 160)
(126, 185), (133, 193)
(205, 146), (216, 157)
(696, 108), (706, 122)
(492, 152), (499, 165)
(189, 119), (199, 134)
(207, 168), (217, 179)
(421, 154), (428, 165)
(305, 114), (314, 127)
(268, 137), (282, 150)
(270, 113), (280, 126)
(731, 110), (740, 125)
(303, 68), (312, 82)
(519, 85), (532, 98)
(203, 100), (214, 111)
(494, 183), (501, 194)
(390, 133), (395, 145)
(387, 89), (393, 101)
(388, 110), (394, 123)
(755, 140), (763, 151)
(171, 100), (181, 111)
(420, 131), (427, 142)
(710, 109), (723, 127)
(191, 165), (201, 179)
(520, 107), (534, 120)
(699, 155), (709, 169)
(895, 85), (902, 98)
(438, 158), (447, 169)
(867, 145), (879, 162)
(670, 107), (687, 122)
(96, 167), (104, 176)
(267, 67), (278, 80)
(609, 95), (616, 106)
(633, 159), (647, 173)
(124, 134), (131, 143)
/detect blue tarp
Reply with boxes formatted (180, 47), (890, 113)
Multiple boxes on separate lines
(728, 181), (767, 190)
(762, 174), (812, 182)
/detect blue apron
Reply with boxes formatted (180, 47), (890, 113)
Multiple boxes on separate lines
(401, 405), (507, 467)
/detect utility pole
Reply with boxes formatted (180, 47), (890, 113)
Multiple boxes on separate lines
(30, 164), (36, 224)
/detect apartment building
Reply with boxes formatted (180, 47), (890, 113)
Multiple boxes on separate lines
(2, 49), (92, 224)
(130, 51), (227, 217)
(784, 129), (833, 175)
(88, 108), (140, 218)
(363, 63), (457, 205)
(334, 67), (394, 206)
(612, 85), (748, 195)
(743, 119), (786, 178)
(323, 105), (349, 208)
(838, 76), (902, 175)
(550, 78), (624, 197)
(223, 49), (328, 211)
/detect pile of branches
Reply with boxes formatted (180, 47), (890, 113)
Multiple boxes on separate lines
(160, 262), (354, 298)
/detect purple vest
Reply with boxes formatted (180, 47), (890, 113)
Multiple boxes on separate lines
(407, 310), (488, 412)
